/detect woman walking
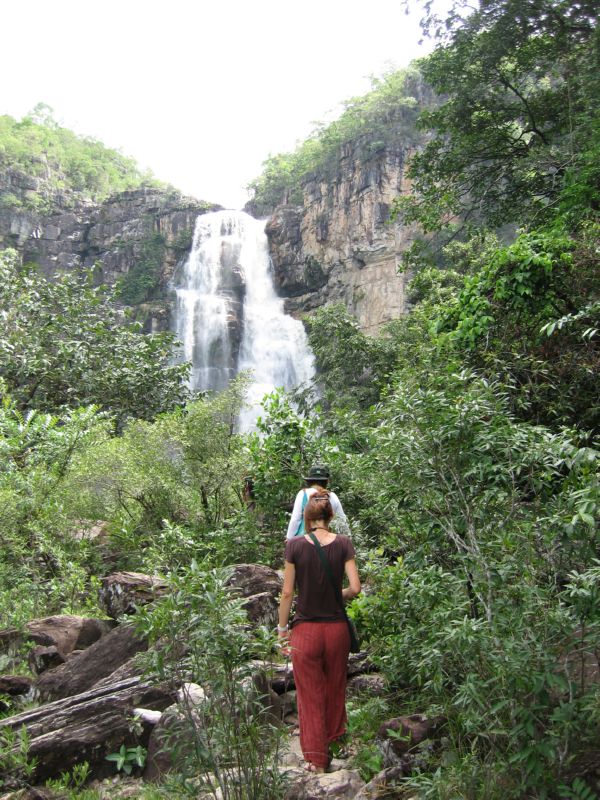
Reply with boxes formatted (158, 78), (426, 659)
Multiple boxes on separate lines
(278, 491), (361, 772)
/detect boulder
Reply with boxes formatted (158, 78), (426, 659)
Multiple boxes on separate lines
(36, 624), (148, 700)
(226, 563), (283, 599)
(0, 675), (34, 696)
(143, 701), (199, 780)
(99, 572), (168, 619)
(27, 615), (114, 654)
(92, 655), (145, 688)
(283, 767), (365, 799)
(376, 714), (444, 764)
(347, 651), (377, 676)
(353, 765), (409, 799)
(0, 675), (173, 782)
(242, 591), (279, 629)
(28, 645), (65, 675)
(0, 615), (114, 658)
(347, 673), (387, 698)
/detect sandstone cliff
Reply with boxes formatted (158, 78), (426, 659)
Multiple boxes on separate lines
(0, 166), (219, 331)
(263, 138), (414, 334)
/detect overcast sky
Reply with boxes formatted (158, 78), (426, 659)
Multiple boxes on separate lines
(1, 0), (439, 209)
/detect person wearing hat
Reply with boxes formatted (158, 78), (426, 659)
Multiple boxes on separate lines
(278, 489), (361, 772)
(286, 464), (350, 539)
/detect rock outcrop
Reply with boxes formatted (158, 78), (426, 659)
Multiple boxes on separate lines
(0, 166), (219, 332)
(263, 140), (415, 334)
(36, 624), (148, 700)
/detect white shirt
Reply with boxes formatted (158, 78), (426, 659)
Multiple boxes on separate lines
(285, 487), (350, 539)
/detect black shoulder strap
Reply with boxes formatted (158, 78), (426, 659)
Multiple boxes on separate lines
(308, 532), (344, 613)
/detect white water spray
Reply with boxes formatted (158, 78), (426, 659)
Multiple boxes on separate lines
(172, 210), (314, 427)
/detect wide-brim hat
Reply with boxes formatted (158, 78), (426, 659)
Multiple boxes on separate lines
(303, 464), (330, 482)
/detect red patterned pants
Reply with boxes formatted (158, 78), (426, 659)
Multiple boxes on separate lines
(291, 620), (350, 768)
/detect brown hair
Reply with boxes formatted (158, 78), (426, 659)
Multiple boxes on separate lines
(304, 489), (333, 530)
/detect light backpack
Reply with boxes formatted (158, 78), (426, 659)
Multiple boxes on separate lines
(294, 490), (309, 537)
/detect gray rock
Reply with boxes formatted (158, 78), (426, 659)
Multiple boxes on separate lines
(225, 563), (283, 598)
(376, 714), (445, 765)
(347, 673), (387, 698)
(26, 615), (115, 656)
(0, 675), (161, 782)
(264, 140), (414, 334)
(35, 624), (148, 700)
(283, 767), (365, 799)
(354, 765), (409, 799)
(0, 675), (34, 696)
(28, 645), (65, 675)
(242, 590), (279, 629)
(99, 571), (168, 619)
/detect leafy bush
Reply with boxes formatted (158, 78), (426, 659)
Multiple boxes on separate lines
(0, 389), (106, 627)
(0, 248), (189, 425)
(62, 377), (250, 571)
(136, 562), (286, 799)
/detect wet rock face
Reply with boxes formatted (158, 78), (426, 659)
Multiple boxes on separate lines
(264, 141), (414, 334)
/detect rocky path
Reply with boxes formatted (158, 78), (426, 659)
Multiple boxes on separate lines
(0, 567), (429, 800)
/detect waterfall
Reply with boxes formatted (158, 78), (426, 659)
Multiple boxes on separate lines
(172, 210), (314, 427)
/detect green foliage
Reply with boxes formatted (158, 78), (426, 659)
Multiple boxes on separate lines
(560, 778), (600, 800)
(0, 389), (107, 627)
(62, 377), (250, 571)
(247, 66), (432, 214)
(438, 226), (600, 431)
(303, 303), (399, 413)
(348, 368), (599, 794)
(136, 562), (285, 799)
(0, 248), (189, 425)
(0, 726), (37, 789)
(105, 744), (147, 775)
(0, 105), (159, 206)
(246, 389), (320, 533)
(117, 232), (167, 305)
(346, 696), (391, 780)
(397, 0), (600, 237)
(46, 761), (91, 792)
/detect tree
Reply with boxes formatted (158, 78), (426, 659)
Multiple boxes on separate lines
(0, 387), (107, 627)
(397, 0), (600, 237)
(0, 249), (189, 425)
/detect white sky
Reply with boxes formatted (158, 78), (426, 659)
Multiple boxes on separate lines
(1, 0), (438, 209)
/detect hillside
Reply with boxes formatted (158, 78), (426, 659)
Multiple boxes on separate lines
(247, 66), (436, 332)
(0, 107), (218, 328)
(0, 104), (159, 212)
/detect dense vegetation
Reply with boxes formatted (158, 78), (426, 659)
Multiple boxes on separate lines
(0, 104), (159, 210)
(1, 1), (599, 797)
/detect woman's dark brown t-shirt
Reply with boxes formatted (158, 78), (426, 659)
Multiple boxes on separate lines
(284, 535), (356, 626)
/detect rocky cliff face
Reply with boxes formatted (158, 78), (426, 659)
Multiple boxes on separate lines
(264, 140), (413, 333)
(0, 166), (218, 331)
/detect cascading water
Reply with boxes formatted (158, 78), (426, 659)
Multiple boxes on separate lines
(172, 210), (314, 428)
